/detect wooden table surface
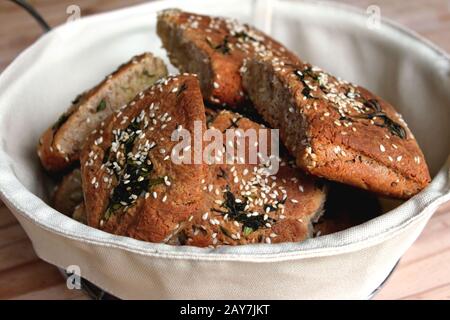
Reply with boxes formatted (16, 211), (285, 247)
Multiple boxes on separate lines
(0, 0), (449, 300)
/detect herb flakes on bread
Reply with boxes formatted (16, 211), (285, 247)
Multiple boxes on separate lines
(38, 52), (168, 172)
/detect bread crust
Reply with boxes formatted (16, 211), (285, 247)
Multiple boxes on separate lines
(167, 110), (327, 247)
(38, 52), (167, 172)
(157, 9), (296, 109)
(80, 74), (207, 243)
(242, 54), (431, 198)
(80, 78), (326, 246)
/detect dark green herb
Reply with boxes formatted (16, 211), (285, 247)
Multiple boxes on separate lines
(217, 188), (276, 235)
(176, 83), (188, 97)
(339, 116), (353, 122)
(301, 86), (315, 99)
(52, 112), (72, 131)
(364, 99), (382, 113)
(102, 146), (111, 164)
(293, 67), (319, 100)
(217, 167), (227, 179)
(293, 66), (407, 139)
(103, 118), (162, 220)
(228, 116), (241, 129)
(359, 99), (407, 139)
(142, 70), (155, 78)
(206, 36), (231, 54)
(372, 114), (407, 139)
(232, 30), (258, 43)
(72, 93), (84, 105)
(243, 226), (253, 236)
(96, 99), (107, 112)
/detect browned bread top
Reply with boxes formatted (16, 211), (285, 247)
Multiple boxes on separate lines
(166, 110), (326, 247)
(157, 8), (296, 109)
(242, 54), (431, 198)
(38, 52), (167, 172)
(80, 74), (207, 243)
(80, 77), (326, 246)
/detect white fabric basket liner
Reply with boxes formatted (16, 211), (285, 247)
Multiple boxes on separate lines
(0, 0), (449, 299)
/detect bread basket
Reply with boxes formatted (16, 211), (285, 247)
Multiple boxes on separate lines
(0, 0), (449, 299)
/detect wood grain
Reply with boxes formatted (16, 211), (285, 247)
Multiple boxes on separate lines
(0, 0), (449, 300)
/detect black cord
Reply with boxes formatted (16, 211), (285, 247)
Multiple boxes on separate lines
(10, 0), (51, 32)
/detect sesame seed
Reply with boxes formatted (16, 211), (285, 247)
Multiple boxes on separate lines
(397, 155), (402, 162)
(379, 144), (386, 152)
(202, 212), (209, 220)
(213, 82), (220, 89)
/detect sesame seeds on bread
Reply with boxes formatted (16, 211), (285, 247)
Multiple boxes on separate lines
(242, 54), (431, 199)
(156, 9), (296, 109)
(41, 10), (433, 247)
(166, 110), (327, 247)
(38, 52), (168, 172)
(80, 75), (207, 243)
(80, 78), (326, 246)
